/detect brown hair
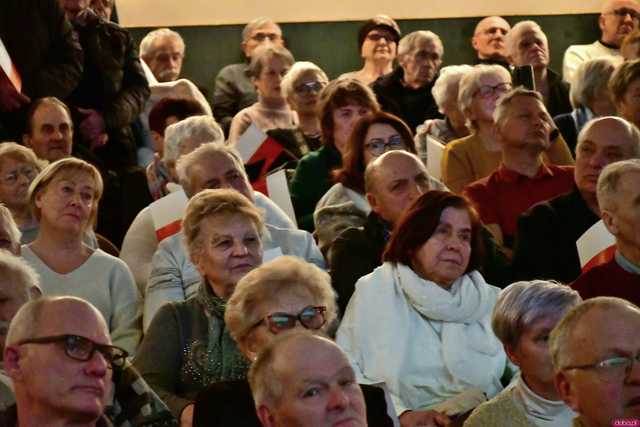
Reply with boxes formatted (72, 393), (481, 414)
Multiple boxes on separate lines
(383, 190), (484, 272)
(333, 111), (416, 193)
(609, 59), (640, 105)
(318, 78), (380, 149)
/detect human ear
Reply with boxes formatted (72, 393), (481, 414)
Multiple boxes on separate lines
(554, 371), (580, 412)
(256, 405), (277, 427)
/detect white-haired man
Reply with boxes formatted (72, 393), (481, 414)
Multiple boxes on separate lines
(571, 159), (640, 307)
(139, 28), (185, 83)
(563, 0), (640, 84)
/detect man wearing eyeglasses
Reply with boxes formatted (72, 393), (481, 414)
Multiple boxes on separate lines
(551, 297), (640, 427)
(1, 296), (122, 426)
(563, 0), (640, 84)
(213, 17), (284, 136)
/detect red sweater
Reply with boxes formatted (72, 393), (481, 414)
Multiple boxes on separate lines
(571, 258), (640, 307)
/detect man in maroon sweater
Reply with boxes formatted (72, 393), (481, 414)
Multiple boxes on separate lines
(572, 159), (640, 306)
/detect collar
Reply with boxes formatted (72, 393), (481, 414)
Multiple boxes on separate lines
(615, 250), (640, 275)
(514, 376), (575, 423)
(496, 162), (554, 184)
(598, 39), (619, 50)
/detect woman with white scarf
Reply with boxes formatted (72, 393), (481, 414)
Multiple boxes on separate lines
(337, 190), (508, 427)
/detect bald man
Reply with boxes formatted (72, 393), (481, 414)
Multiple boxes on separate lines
(472, 16), (511, 67)
(563, 0), (640, 84)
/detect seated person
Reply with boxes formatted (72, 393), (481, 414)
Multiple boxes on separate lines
(21, 158), (141, 354)
(372, 30), (443, 132)
(505, 21), (571, 118)
(464, 280), (581, 427)
(134, 189), (265, 422)
(513, 117), (640, 284)
(139, 28), (185, 83)
(145, 97), (209, 200)
(553, 57), (620, 154)
(22, 97), (74, 163)
(414, 64), (473, 164)
(314, 111), (418, 255)
(0, 204), (21, 254)
(611, 59), (640, 131)
(290, 78), (379, 231)
(442, 65), (573, 193)
(194, 256), (396, 427)
(250, 332), (386, 427)
(228, 45), (296, 146)
(571, 159), (640, 306)
(551, 297), (640, 426)
(337, 191), (508, 427)
(329, 151), (438, 314)
(214, 18), (284, 135)
(621, 28), (640, 59)
(563, 0), (638, 83)
(464, 88), (575, 248)
(339, 15), (401, 86)
(0, 143), (46, 243)
(144, 143), (324, 329)
(471, 16), (511, 67)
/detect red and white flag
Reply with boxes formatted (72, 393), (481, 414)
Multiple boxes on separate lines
(577, 220), (616, 273)
(150, 189), (188, 242)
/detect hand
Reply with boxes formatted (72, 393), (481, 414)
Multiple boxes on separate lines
(78, 108), (108, 149)
(0, 83), (29, 112)
(400, 409), (451, 427)
(179, 403), (194, 427)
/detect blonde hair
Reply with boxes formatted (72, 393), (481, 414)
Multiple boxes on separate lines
(0, 143), (47, 172)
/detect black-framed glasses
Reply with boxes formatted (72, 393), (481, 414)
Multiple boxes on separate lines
(364, 134), (406, 157)
(294, 80), (326, 95)
(252, 306), (327, 334)
(366, 32), (395, 43)
(474, 82), (512, 98)
(607, 8), (640, 20)
(563, 354), (640, 382)
(18, 334), (128, 369)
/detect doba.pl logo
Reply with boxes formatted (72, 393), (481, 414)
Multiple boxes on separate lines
(613, 419), (640, 426)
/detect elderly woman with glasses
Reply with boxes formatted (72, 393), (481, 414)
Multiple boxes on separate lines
(441, 64), (573, 193)
(191, 255), (396, 427)
(134, 189), (264, 425)
(337, 190), (508, 427)
(313, 111), (423, 255)
(464, 280), (581, 427)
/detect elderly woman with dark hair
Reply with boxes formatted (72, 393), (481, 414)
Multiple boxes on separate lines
(337, 190), (508, 427)
(289, 78), (380, 231)
(464, 281), (581, 427)
(554, 57), (620, 154)
(313, 111), (423, 254)
(192, 255), (396, 427)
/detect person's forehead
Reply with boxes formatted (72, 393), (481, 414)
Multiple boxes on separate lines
(0, 154), (28, 171)
(603, 0), (640, 13)
(193, 153), (241, 179)
(250, 23), (281, 36)
(477, 17), (510, 33)
(507, 95), (546, 113)
(52, 170), (96, 188)
(153, 36), (183, 52)
(518, 28), (547, 44)
(570, 306), (640, 359)
(377, 154), (424, 182)
(413, 39), (440, 53)
(37, 302), (110, 343)
(33, 103), (71, 125)
(275, 338), (350, 383)
(583, 121), (634, 148)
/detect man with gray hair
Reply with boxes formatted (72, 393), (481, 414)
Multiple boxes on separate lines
(550, 297), (640, 427)
(563, 0), (640, 84)
(372, 30), (443, 131)
(464, 88), (575, 248)
(143, 142), (323, 330)
(505, 20), (571, 118)
(571, 159), (640, 306)
(513, 116), (640, 283)
(139, 28), (185, 83)
(213, 17), (284, 135)
(471, 16), (511, 67)
(249, 331), (368, 427)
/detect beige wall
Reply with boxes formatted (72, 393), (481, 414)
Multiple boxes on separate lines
(118, 0), (602, 28)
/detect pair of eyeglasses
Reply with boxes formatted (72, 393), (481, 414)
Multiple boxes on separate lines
(18, 334), (128, 369)
(251, 33), (282, 42)
(252, 306), (327, 334)
(1, 166), (36, 186)
(607, 8), (640, 20)
(563, 353), (640, 382)
(364, 134), (406, 157)
(294, 81), (326, 95)
(366, 33), (394, 42)
(475, 82), (513, 99)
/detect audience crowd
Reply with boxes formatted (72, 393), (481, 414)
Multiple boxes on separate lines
(2, 1), (640, 426)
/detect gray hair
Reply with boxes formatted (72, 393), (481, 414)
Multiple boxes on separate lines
(505, 21), (547, 61)
(576, 116), (640, 158)
(458, 64), (512, 129)
(0, 250), (40, 303)
(248, 45), (295, 79)
(570, 57), (621, 108)
(597, 158), (640, 212)
(139, 28), (185, 60)
(242, 17), (281, 42)
(492, 280), (581, 349)
(0, 204), (21, 249)
(281, 61), (329, 100)
(175, 142), (247, 197)
(432, 65), (474, 114)
(493, 87), (546, 128)
(550, 297), (640, 370)
(162, 116), (224, 164)
(398, 30), (443, 61)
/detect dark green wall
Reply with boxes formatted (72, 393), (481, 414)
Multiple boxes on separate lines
(127, 14), (601, 102)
